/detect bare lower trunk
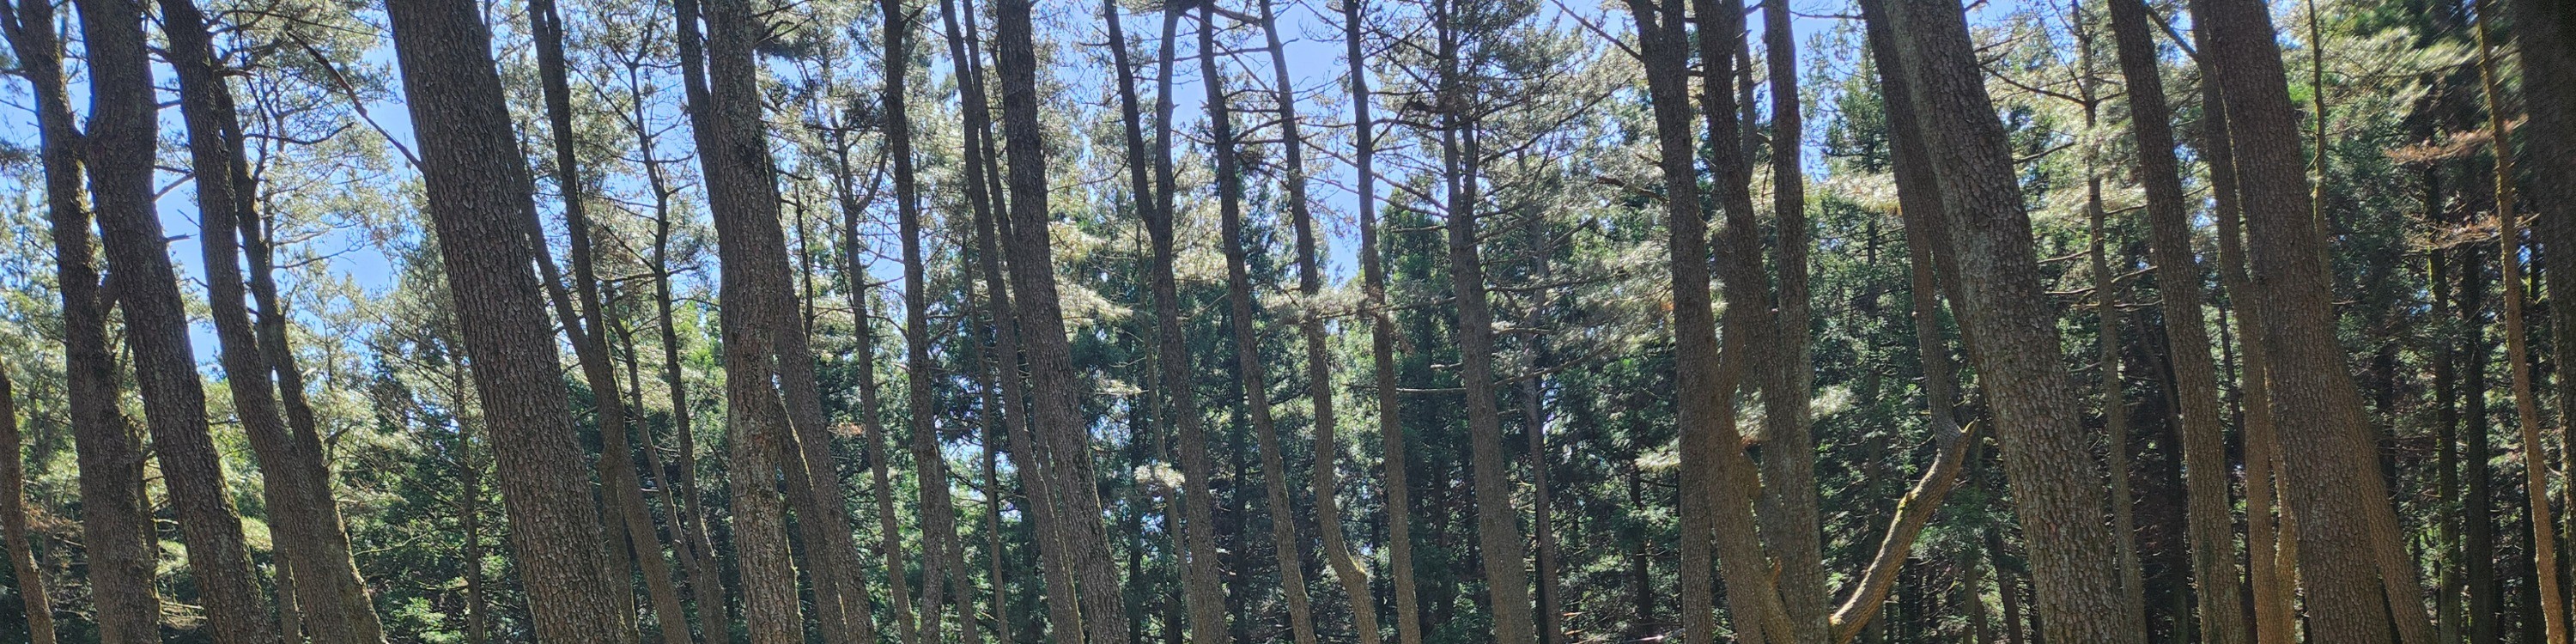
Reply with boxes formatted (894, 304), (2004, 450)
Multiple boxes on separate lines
(1341, 0), (1419, 640)
(4, 0), (157, 634)
(2190, 0), (2432, 639)
(1620, 2), (1793, 642)
(1130, 6), (1230, 644)
(1199, 9), (1318, 644)
(382, 0), (641, 636)
(82, 0), (282, 638)
(0, 373), (53, 644)
(1866, 0), (2146, 641)
(1756, 7), (1831, 638)
(2102, 1), (2251, 641)
(2479, 4), (2566, 641)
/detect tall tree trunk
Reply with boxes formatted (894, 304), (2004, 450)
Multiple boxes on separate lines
(832, 42), (919, 644)
(2478, 3), (2565, 641)
(2517, 0), (2576, 592)
(1341, 0), (1421, 639)
(1244, 1), (1378, 640)
(381, 0), (642, 637)
(637, 69), (732, 631)
(2190, 0), (2433, 639)
(1199, 8), (1320, 644)
(0, 372), (52, 644)
(2195, 73), (2300, 644)
(1430, 10), (1546, 644)
(454, 362), (492, 644)
(0, 0), (157, 636)
(1822, 14), (1982, 640)
(2101, 1), (2252, 641)
(523, 0), (698, 637)
(883, 3), (980, 638)
(1756, 7), (1832, 639)
(160, 0), (387, 638)
(1126, 5), (1231, 644)
(993, 0), (1136, 639)
(1864, 0), (2147, 641)
(1619, 2), (1794, 642)
(940, 0), (1086, 634)
(80, 0), (283, 638)
(679, 0), (878, 632)
(2087, 158), (2149, 639)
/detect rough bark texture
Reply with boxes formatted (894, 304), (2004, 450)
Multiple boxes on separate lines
(2190, 0), (2432, 641)
(0, 372), (52, 644)
(993, 0), (1136, 639)
(524, 0), (698, 636)
(381, 0), (641, 638)
(160, 1), (388, 638)
(1200, 9), (1321, 644)
(1756, 7), (1832, 639)
(1128, 7), (1234, 644)
(2101, 1), (2251, 641)
(677, 0), (868, 634)
(0, 0), (158, 637)
(1866, 0), (2146, 642)
(1620, 3), (1794, 643)
(81, 0), (283, 639)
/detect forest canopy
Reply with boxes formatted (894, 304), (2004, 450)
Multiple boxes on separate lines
(0, 0), (2567, 641)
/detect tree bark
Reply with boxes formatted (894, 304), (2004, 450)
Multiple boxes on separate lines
(0, 0), (157, 637)
(1127, 5), (1232, 644)
(81, 0), (283, 638)
(1864, 0), (2147, 641)
(159, 3), (388, 639)
(1621, 2), (1794, 642)
(1342, 0), (1420, 640)
(2192, 71), (2301, 644)
(1199, 9), (1321, 644)
(523, 0), (698, 637)
(2189, 0), (2433, 640)
(1756, 8), (1832, 639)
(381, 0), (642, 637)
(2477, 3), (2565, 641)
(0, 372), (52, 644)
(635, 65), (733, 631)
(993, 1), (1136, 639)
(2100, 2), (2252, 641)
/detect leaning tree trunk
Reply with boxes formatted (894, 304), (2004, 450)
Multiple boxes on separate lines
(381, 0), (643, 637)
(0, 372), (53, 644)
(524, 0), (697, 636)
(993, 0), (1136, 639)
(0, 0), (157, 638)
(1198, 9), (1320, 644)
(2189, 0), (2433, 640)
(1864, 0), (2147, 642)
(81, 0), (283, 639)
(1124, 5), (1232, 644)
(2476, 3), (2567, 641)
(159, 1), (386, 638)
(2102, 0), (2252, 640)
(1820, 11), (1984, 640)
(1341, 0), (1419, 639)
